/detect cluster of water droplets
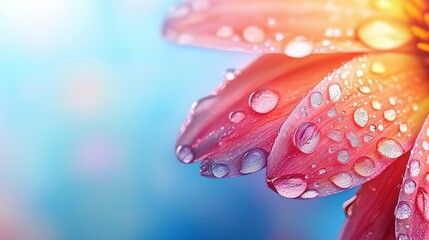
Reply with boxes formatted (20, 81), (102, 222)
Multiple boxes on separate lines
(268, 54), (424, 199)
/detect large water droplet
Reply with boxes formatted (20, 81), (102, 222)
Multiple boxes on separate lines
(249, 89), (279, 114)
(212, 164), (230, 178)
(273, 177), (308, 198)
(410, 159), (421, 177)
(346, 131), (360, 148)
(353, 107), (369, 127)
(403, 179), (416, 194)
(395, 201), (412, 219)
(284, 36), (314, 58)
(371, 100), (382, 110)
(354, 156), (375, 177)
(416, 188), (429, 220)
(240, 148), (268, 174)
(301, 190), (319, 199)
(328, 83), (342, 102)
(377, 138), (404, 158)
(229, 111), (245, 123)
(243, 26), (265, 43)
(338, 149), (350, 163)
(383, 108), (397, 121)
(294, 122), (321, 154)
(357, 18), (412, 50)
(310, 91), (323, 107)
(330, 173), (353, 188)
(176, 145), (194, 163)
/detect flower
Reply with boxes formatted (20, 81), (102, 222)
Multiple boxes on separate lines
(163, 0), (429, 239)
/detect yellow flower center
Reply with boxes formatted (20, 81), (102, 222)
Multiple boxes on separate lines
(403, 0), (429, 52)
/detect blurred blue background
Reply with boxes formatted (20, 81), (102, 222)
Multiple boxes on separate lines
(0, 0), (356, 239)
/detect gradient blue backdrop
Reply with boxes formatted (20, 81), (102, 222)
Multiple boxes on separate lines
(0, 0), (356, 239)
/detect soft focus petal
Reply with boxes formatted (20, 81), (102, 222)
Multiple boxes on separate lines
(163, 0), (413, 55)
(340, 152), (409, 240)
(396, 114), (429, 240)
(267, 53), (429, 198)
(176, 53), (358, 178)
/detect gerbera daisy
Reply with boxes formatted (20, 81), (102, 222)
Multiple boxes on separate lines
(163, 0), (429, 239)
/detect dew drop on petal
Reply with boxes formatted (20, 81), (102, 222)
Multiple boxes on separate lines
(229, 111), (245, 123)
(212, 164), (230, 178)
(353, 107), (369, 127)
(284, 36), (314, 58)
(397, 234), (410, 240)
(243, 26), (265, 43)
(371, 100), (382, 110)
(359, 86), (371, 94)
(371, 61), (386, 74)
(399, 123), (408, 133)
(383, 108), (397, 121)
(217, 26), (234, 39)
(273, 177), (308, 198)
(410, 159), (421, 177)
(310, 91), (323, 107)
(249, 89), (279, 114)
(346, 131), (360, 147)
(369, 124), (377, 132)
(176, 145), (194, 163)
(330, 173), (353, 189)
(328, 129), (342, 142)
(338, 149), (350, 163)
(223, 68), (237, 80)
(328, 83), (342, 102)
(319, 168), (327, 175)
(395, 201), (412, 219)
(240, 148), (268, 174)
(301, 190), (319, 199)
(294, 122), (321, 154)
(423, 140), (429, 150)
(357, 18), (412, 50)
(403, 179), (416, 194)
(377, 138), (404, 158)
(354, 156), (375, 177)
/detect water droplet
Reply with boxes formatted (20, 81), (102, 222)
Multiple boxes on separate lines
(397, 234), (410, 240)
(378, 123), (384, 131)
(371, 100), (382, 110)
(370, 124), (377, 132)
(353, 107), (369, 127)
(356, 70), (364, 78)
(327, 130), (342, 142)
(357, 18), (412, 50)
(371, 61), (386, 74)
(328, 83), (342, 102)
(301, 190), (319, 199)
(243, 26), (265, 43)
(423, 140), (429, 150)
(310, 92), (323, 107)
(359, 86), (371, 94)
(410, 159), (421, 177)
(229, 111), (245, 123)
(176, 145), (194, 163)
(223, 68), (237, 80)
(383, 109), (397, 121)
(389, 97), (397, 106)
(217, 26), (234, 38)
(249, 89), (279, 114)
(399, 123), (408, 133)
(328, 108), (337, 118)
(294, 122), (321, 154)
(240, 148), (268, 174)
(395, 201), (412, 219)
(284, 36), (314, 58)
(364, 134), (373, 143)
(377, 138), (404, 158)
(273, 177), (308, 198)
(319, 168), (327, 175)
(354, 156), (375, 177)
(403, 179), (416, 194)
(338, 149), (350, 163)
(416, 188), (429, 220)
(346, 131), (360, 147)
(330, 173), (353, 188)
(211, 164), (230, 178)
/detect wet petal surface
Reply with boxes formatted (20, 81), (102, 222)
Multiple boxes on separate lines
(176, 53), (358, 178)
(340, 153), (409, 240)
(267, 53), (429, 198)
(163, 0), (413, 55)
(396, 115), (429, 240)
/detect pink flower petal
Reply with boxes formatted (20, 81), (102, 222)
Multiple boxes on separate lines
(163, 0), (413, 55)
(396, 114), (429, 240)
(339, 152), (409, 240)
(176, 53), (358, 178)
(266, 53), (429, 198)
